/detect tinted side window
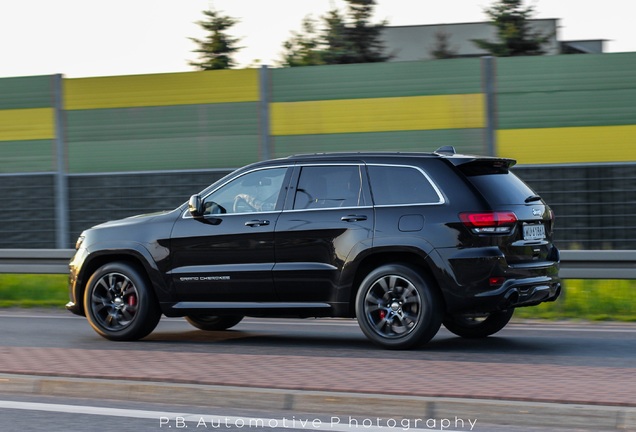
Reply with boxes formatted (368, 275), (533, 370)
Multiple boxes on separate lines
(368, 165), (442, 205)
(293, 165), (366, 209)
(204, 167), (287, 214)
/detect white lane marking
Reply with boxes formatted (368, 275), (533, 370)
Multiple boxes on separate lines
(0, 400), (470, 431)
(0, 400), (175, 418)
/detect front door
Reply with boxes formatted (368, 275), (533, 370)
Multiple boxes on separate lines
(170, 167), (289, 302)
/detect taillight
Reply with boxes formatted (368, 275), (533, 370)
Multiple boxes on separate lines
(459, 211), (517, 234)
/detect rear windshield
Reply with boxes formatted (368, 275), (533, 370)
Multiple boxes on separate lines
(461, 165), (537, 205)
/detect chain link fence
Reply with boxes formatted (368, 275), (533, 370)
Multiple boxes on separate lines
(514, 163), (636, 250)
(1, 163), (634, 250)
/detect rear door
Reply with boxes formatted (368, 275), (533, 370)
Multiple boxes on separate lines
(273, 163), (374, 302)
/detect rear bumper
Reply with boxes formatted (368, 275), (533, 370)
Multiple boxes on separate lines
(435, 246), (561, 313)
(475, 277), (561, 311)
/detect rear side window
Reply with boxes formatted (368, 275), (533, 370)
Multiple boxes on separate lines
(463, 168), (537, 206)
(293, 165), (366, 209)
(368, 165), (443, 205)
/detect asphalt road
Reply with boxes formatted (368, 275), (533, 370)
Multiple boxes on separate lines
(0, 309), (635, 368)
(1, 310), (635, 431)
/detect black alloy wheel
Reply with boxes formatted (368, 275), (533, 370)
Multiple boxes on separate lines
(443, 309), (515, 339)
(185, 315), (244, 331)
(84, 262), (161, 341)
(355, 264), (442, 349)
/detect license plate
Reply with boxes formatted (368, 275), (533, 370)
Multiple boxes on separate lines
(523, 224), (546, 241)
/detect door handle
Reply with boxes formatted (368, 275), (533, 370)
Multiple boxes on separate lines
(341, 215), (368, 222)
(245, 219), (270, 227)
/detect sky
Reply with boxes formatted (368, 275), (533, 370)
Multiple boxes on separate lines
(1, 0), (635, 78)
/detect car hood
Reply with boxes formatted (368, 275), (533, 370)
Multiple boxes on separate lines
(92, 210), (175, 230)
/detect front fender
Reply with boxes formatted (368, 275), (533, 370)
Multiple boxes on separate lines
(70, 241), (172, 315)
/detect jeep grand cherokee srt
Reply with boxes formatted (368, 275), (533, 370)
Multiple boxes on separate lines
(67, 148), (561, 349)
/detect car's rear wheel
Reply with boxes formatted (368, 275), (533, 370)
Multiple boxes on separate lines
(185, 315), (244, 331)
(355, 264), (442, 350)
(443, 309), (514, 339)
(84, 262), (161, 341)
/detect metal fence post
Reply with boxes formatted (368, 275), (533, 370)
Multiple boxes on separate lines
(53, 74), (69, 249)
(259, 65), (272, 161)
(481, 56), (497, 157)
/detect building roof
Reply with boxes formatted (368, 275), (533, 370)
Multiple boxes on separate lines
(379, 19), (603, 61)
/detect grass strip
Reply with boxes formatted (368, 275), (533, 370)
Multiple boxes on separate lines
(1, 275), (635, 321)
(0, 274), (68, 308)
(514, 279), (636, 322)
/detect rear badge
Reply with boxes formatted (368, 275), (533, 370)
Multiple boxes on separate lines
(532, 208), (542, 217)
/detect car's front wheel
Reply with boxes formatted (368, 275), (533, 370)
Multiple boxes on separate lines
(185, 315), (244, 331)
(84, 262), (161, 341)
(443, 309), (514, 339)
(355, 264), (442, 350)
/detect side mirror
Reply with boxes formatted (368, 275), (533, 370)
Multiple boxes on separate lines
(206, 202), (226, 215)
(188, 194), (204, 218)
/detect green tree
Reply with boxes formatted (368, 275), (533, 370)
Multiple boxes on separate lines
(280, 16), (325, 67)
(189, 8), (241, 70)
(320, 8), (351, 64)
(473, 0), (553, 56)
(280, 0), (390, 67)
(430, 30), (457, 59)
(340, 0), (390, 63)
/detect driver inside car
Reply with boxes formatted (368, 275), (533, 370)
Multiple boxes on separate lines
(232, 177), (278, 213)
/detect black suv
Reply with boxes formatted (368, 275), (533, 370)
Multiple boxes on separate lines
(67, 148), (561, 349)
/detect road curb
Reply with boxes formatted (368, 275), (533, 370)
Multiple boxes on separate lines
(1, 373), (634, 430)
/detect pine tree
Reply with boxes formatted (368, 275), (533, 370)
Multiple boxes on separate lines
(280, 0), (389, 67)
(189, 8), (241, 70)
(473, 0), (553, 56)
(280, 16), (325, 67)
(341, 0), (390, 64)
(430, 31), (458, 59)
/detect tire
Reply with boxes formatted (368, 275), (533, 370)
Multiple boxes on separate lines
(185, 315), (244, 331)
(355, 264), (442, 350)
(83, 262), (161, 341)
(443, 309), (514, 339)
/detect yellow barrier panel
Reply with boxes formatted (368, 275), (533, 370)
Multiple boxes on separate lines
(65, 69), (259, 110)
(271, 94), (484, 136)
(0, 108), (55, 141)
(498, 125), (636, 164)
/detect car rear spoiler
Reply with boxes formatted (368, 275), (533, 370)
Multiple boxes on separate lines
(434, 146), (516, 173)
